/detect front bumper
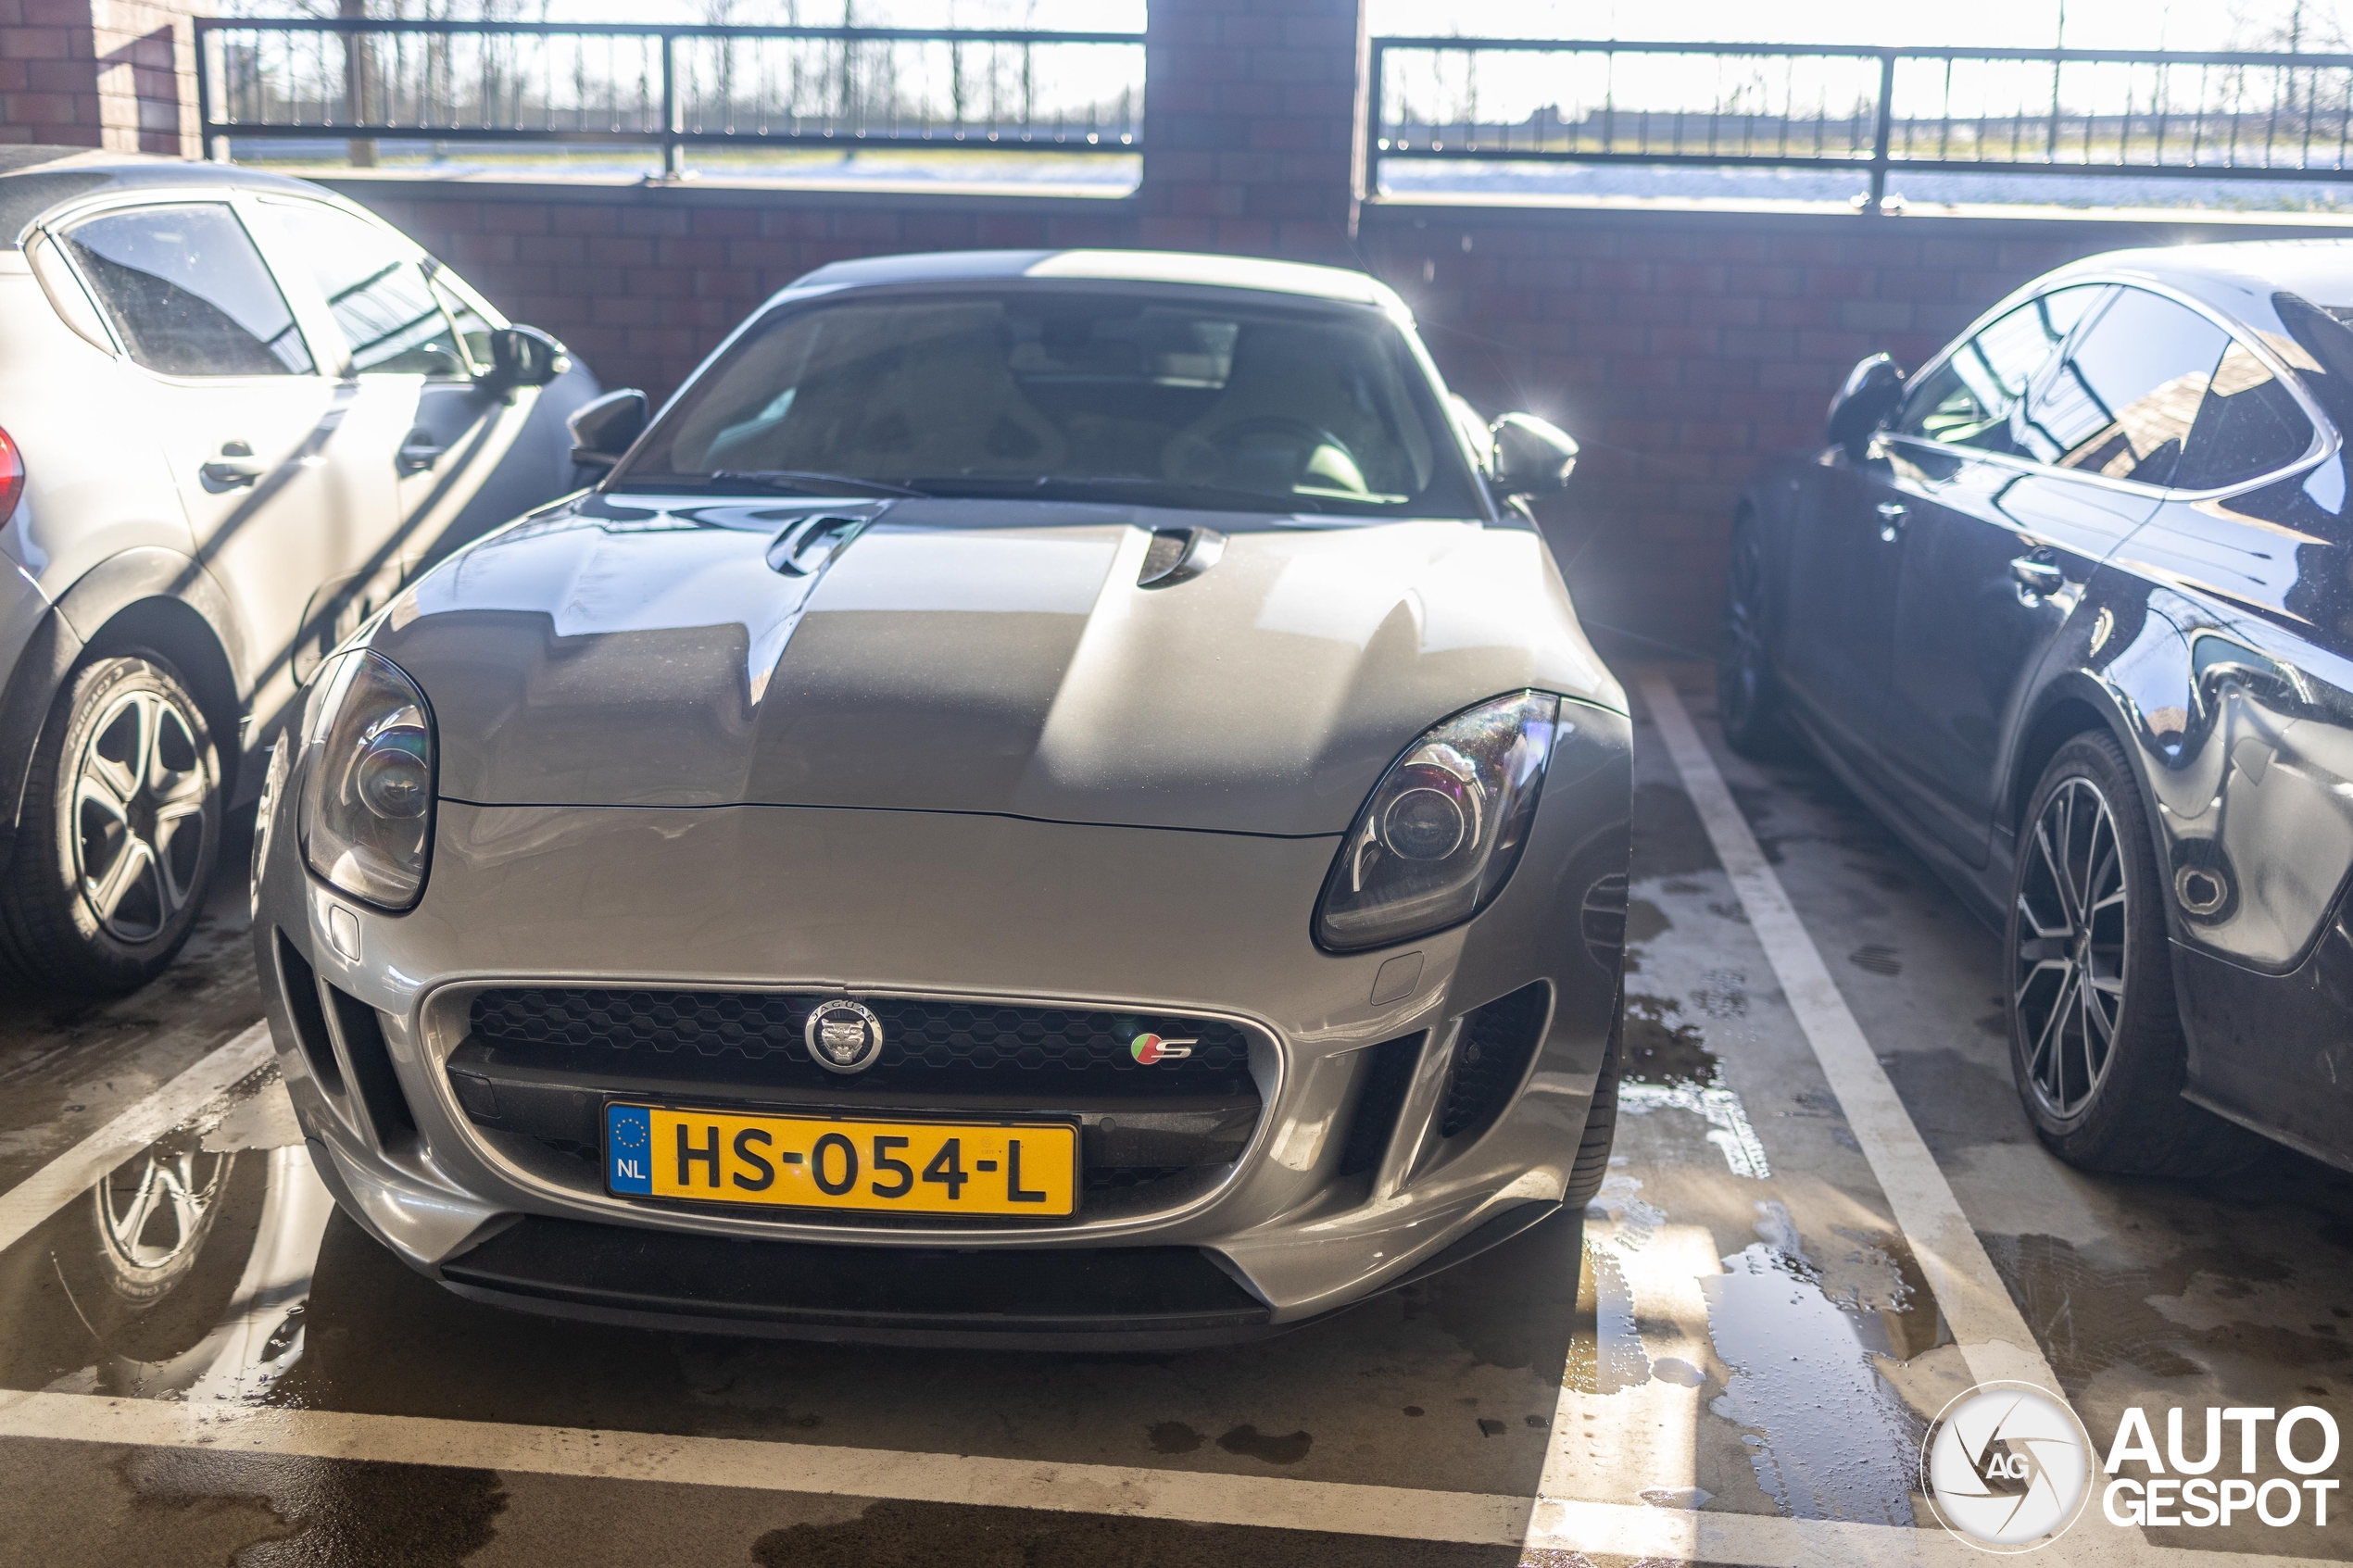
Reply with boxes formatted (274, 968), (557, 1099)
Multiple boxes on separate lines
(252, 705), (1631, 1340)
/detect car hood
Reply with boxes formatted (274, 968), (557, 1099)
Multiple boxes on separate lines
(367, 493), (1621, 836)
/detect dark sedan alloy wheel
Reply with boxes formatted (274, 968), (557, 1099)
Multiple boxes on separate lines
(2013, 776), (2129, 1120)
(2004, 732), (2268, 1177)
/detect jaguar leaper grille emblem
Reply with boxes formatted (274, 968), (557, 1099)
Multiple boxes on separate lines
(806, 999), (885, 1074)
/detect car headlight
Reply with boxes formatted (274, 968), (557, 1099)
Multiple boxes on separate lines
(1315, 691), (1561, 952)
(297, 649), (435, 910)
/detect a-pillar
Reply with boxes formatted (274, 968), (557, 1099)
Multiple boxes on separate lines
(0, 0), (202, 156)
(1136, 0), (1370, 263)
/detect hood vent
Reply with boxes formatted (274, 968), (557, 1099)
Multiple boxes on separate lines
(767, 514), (868, 576)
(1138, 526), (1226, 589)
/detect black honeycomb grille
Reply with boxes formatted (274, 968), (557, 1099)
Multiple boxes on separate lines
(1438, 982), (1551, 1140)
(468, 988), (1253, 1091)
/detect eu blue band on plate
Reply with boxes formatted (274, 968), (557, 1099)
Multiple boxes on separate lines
(607, 1103), (653, 1194)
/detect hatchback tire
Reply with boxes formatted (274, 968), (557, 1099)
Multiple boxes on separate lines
(1717, 513), (1792, 759)
(0, 653), (222, 994)
(2006, 732), (2267, 1176)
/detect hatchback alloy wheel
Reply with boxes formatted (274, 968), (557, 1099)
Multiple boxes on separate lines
(71, 686), (212, 943)
(2013, 775), (2128, 1120)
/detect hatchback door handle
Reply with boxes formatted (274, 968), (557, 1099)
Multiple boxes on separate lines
(2011, 554), (2066, 597)
(396, 429), (446, 475)
(1874, 501), (1907, 542)
(199, 440), (263, 487)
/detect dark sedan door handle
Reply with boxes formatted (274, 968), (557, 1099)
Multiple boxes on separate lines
(1874, 501), (1907, 542)
(2011, 554), (2066, 598)
(396, 430), (446, 475)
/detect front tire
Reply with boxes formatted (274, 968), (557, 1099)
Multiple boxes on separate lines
(1718, 512), (1792, 759)
(0, 653), (223, 994)
(2005, 732), (2266, 1176)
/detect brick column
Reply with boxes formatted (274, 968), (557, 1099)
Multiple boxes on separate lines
(1137, 0), (1369, 262)
(0, 0), (201, 156)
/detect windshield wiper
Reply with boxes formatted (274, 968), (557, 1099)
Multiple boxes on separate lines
(904, 474), (1321, 514)
(612, 469), (926, 498)
(710, 470), (928, 497)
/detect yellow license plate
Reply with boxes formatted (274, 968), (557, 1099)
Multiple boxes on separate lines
(605, 1103), (1077, 1217)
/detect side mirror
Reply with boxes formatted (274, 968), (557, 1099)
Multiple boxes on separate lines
(482, 324), (571, 390)
(1827, 353), (1905, 458)
(1490, 411), (1579, 495)
(568, 387), (648, 468)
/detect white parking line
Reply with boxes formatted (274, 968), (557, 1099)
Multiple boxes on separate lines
(0, 1391), (2333, 1568)
(1637, 672), (2063, 1399)
(0, 1022), (273, 1257)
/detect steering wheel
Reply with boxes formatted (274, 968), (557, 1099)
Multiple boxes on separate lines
(1164, 415), (1359, 491)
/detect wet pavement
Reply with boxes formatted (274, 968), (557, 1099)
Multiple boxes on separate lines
(1, 666), (2349, 1564)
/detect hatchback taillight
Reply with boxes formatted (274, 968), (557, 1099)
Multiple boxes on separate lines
(0, 426), (21, 521)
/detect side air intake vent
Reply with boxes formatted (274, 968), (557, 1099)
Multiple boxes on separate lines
(1337, 1033), (1424, 1176)
(274, 931), (343, 1096)
(326, 984), (417, 1148)
(1439, 983), (1551, 1141)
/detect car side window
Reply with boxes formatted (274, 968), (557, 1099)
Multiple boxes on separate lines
(431, 277), (497, 376)
(58, 202), (314, 377)
(269, 201), (466, 378)
(2020, 287), (2229, 488)
(2172, 340), (2317, 491)
(1891, 286), (2101, 454)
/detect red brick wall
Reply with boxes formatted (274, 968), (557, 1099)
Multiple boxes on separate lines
(0, 0), (199, 154)
(1136, 0), (1367, 259)
(317, 174), (2353, 650)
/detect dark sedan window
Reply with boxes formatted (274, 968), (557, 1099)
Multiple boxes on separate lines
(59, 202), (313, 377)
(2173, 341), (2317, 491)
(2020, 288), (2229, 487)
(621, 291), (1479, 518)
(1892, 286), (2101, 454)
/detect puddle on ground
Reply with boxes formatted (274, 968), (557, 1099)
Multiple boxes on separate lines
(0, 1071), (328, 1410)
(1563, 1235), (1650, 1396)
(1616, 997), (1769, 1178)
(1703, 1232), (1920, 1526)
(120, 1448), (508, 1565)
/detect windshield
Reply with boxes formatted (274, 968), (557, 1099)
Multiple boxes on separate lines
(616, 289), (1483, 518)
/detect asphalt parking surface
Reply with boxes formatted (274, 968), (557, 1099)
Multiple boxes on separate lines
(2, 663), (2349, 1566)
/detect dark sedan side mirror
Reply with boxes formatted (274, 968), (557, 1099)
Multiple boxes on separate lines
(1490, 412), (1579, 495)
(568, 388), (649, 468)
(481, 325), (571, 390)
(1827, 353), (1905, 458)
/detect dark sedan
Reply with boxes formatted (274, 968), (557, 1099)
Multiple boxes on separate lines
(1722, 241), (2353, 1180)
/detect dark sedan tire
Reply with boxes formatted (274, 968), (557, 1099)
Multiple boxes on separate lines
(0, 653), (222, 995)
(2005, 732), (2267, 1176)
(1717, 511), (1792, 759)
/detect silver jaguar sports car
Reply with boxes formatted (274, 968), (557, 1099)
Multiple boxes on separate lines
(250, 248), (1632, 1346)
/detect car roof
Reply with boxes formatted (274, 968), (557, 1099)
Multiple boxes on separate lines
(791, 248), (1407, 311)
(0, 146), (330, 249)
(2040, 237), (2353, 316)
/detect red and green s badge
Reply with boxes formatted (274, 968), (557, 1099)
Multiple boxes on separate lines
(1129, 1033), (1196, 1064)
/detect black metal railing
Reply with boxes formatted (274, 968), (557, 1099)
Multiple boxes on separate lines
(1371, 38), (2353, 208)
(195, 18), (1143, 175)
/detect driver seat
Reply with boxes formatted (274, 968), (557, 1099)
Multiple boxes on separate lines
(1160, 320), (1373, 495)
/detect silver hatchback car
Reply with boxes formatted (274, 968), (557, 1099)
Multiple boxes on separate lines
(0, 147), (598, 992)
(252, 249), (1630, 1346)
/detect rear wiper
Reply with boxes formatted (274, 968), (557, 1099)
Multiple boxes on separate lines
(711, 470), (927, 498)
(905, 474), (1320, 514)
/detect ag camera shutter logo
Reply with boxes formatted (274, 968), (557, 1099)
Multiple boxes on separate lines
(1922, 1382), (2094, 1551)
